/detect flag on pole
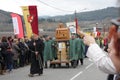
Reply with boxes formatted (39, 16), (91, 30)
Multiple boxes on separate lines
(21, 6), (39, 38)
(29, 6), (39, 35)
(75, 18), (78, 34)
(10, 13), (24, 38)
(74, 10), (78, 34)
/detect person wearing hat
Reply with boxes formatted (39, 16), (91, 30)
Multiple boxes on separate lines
(83, 18), (120, 80)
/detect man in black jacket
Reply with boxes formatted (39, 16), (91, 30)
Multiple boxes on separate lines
(28, 34), (44, 77)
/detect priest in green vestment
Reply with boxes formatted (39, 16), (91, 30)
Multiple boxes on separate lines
(69, 35), (78, 68)
(76, 37), (85, 65)
(43, 36), (54, 68)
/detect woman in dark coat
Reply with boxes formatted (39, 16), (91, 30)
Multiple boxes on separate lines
(1, 36), (9, 73)
(5, 47), (14, 72)
(28, 34), (44, 77)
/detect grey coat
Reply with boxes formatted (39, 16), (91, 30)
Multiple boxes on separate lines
(12, 43), (20, 60)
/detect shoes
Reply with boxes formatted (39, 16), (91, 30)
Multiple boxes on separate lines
(8, 70), (13, 73)
(38, 71), (43, 76)
(0, 70), (4, 75)
(44, 66), (47, 68)
(28, 74), (34, 77)
(38, 73), (43, 76)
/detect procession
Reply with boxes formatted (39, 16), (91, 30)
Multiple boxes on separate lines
(0, 0), (120, 80)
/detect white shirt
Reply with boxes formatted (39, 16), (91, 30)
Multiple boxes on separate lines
(87, 43), (117, 74)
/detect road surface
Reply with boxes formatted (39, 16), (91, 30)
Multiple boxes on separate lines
(0, 58), (107, 80)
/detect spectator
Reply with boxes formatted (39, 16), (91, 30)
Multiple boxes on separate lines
(83, 18), (120, 80)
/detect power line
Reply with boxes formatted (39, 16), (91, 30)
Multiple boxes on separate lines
(36, 0), (74, 12)
(14, 0), (87, 15)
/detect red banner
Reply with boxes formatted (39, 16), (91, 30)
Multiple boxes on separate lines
(28, 6), (39, 35)
(21, 6), (39, 38)
(75, 18), (78, 34)
(10, 13), (24, 38)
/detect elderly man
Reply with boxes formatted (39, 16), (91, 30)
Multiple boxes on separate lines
(28, 34), (44, 77)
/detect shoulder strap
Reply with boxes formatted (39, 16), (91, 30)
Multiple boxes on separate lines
(114, 74), (120, 80)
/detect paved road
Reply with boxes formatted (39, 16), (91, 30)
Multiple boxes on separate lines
(0, 58), (107, 80)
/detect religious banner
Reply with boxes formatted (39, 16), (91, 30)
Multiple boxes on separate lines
(66, 22), (76, 34)
(10, 13), (24, 38)
(21, 5), (39, 38)
(75, 18), (78, 34)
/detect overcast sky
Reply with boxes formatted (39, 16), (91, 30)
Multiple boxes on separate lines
(0, 0), (117, 16)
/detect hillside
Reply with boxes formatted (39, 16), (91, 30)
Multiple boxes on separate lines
(0, 10), (11, 23)
(0, 7), (119, 32)
(48, 7), (119, 22)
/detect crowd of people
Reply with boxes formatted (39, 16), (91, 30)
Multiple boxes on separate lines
(0, 35), (32, 75)
(0, 34), (79, 73)
(0, 31), (109, 77)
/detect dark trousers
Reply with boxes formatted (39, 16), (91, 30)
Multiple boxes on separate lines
(80, 59), (83, 65)
(71, 60), (78, 68)
(13, 60), (18, 69)
(0, 61), (5, 70)
(19, 55), (25, 67)
(7, 63), (13, 71)
(76, 59), (84, 66)
(44, 61), (48, 68)
(107, 74), (114, 80)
